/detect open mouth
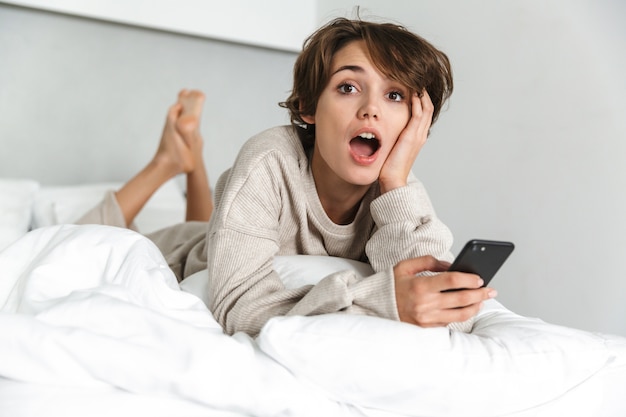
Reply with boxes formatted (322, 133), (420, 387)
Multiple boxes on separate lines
(349, 132), (380, 157)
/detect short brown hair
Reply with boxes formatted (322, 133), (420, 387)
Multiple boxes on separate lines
(280, 17), (453, 146)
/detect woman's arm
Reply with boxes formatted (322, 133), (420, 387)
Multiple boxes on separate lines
(205, 136), (401, 337)
(366, 176), (496, 329)
(366, 174), (455, 269)
(207, 225), (401, 337)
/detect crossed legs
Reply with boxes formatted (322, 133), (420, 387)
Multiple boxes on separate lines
(115, 90), (213, 227)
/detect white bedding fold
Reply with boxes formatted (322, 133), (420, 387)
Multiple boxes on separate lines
(0, 225), (351, 417)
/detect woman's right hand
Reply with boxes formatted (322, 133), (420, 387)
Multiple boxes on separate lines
(393, 256), (497, 327)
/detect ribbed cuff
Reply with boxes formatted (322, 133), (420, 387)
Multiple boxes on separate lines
(350, 267), (400, 321)
(370, 185), (423, 227)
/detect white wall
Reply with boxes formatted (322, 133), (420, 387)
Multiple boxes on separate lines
(318, 0), (626, 335)
(1, 0), (317, 52)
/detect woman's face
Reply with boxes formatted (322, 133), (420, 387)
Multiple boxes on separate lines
(303, 40), (411, 190)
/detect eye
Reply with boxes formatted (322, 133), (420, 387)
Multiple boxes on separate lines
(386, 90), (405, 102)
(338, 83), (358, 94)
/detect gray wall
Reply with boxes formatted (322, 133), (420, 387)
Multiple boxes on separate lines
(0, 3), (296, 186)
(1, 1), (625, 336)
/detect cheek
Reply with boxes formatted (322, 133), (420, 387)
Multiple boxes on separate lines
(390, 101), (411, 126)
(381, 111), (410, 154)
(391, 109), (411, 136)
(402, 105), (411, 125)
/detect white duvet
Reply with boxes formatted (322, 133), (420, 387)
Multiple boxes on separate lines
(1, 225), (624, 417)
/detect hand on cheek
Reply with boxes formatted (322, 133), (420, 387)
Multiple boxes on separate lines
(379, 90), (434, 194)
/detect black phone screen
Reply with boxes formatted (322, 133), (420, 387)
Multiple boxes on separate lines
(448, 239), (514, 286)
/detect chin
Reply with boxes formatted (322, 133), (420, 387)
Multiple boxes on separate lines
(346, 173), (379, 188)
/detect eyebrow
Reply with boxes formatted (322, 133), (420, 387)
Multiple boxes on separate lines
(331, 65), (364, 76)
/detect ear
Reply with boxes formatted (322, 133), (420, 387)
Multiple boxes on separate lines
(301, 114), (315, 124)
(299, 102), (315, 124)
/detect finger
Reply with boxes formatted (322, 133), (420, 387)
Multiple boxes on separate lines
(419, 89), (434, 115)
(438, 302), (483, 325)
(396, 256), (450, 276)
(402, 93), (424, 136)
(439, 288), (490, 310)
(402, 91), (432, 146)
(437, 271), (484, 292)
(439, 260), (452, 269)
(409, 299), (483, 328)
(414, 90), (433, 134)
(410, 92), (423, 119)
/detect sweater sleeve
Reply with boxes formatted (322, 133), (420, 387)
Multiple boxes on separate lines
(207, 226), (399, 337)
(366, 174), (454, 272)
(365, 177), (475, 333)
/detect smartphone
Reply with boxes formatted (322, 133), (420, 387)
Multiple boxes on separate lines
(447, 239), (514, 287)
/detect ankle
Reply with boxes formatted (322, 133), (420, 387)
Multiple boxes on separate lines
(150, 152), (185, 179)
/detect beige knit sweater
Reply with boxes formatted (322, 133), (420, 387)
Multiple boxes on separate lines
(79, 125), (462, 337)
(204, 126), (456, 336)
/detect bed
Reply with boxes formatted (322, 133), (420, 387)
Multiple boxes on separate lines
(1, 177), (625, 417)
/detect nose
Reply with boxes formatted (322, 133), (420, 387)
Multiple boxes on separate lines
(358, 94), (379, 120)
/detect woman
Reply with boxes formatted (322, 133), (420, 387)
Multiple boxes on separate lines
(79, 18), (496, 337)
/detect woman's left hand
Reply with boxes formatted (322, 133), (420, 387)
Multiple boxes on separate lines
(379, 89), (434, 194)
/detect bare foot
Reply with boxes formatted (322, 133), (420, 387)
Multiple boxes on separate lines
(175, 89), (205, 156)
(151, 89), (206, 178)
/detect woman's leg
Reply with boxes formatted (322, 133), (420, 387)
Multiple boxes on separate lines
(114, 90), (213, 226)
(175, 90), (213, 222)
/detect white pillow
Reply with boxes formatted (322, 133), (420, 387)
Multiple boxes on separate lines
(32, 179), (185, 234)
(181, 255), (610, 416)
(257, 300), (610, 416)
(32, 182), (122, 228)
(179, 255), (374, 307)
(0, 179), (40, 251)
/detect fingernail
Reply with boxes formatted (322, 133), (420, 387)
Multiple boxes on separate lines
(488, 289), (498, 298)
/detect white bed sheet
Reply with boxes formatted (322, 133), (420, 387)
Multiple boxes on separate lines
(1, 225), (625, 417)
(0, 377), (247, 417)
(1, 367), (624, 417)
(0, 368), (623, 417)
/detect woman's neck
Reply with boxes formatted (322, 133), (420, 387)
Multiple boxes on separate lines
(311, 153), (371, 225)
